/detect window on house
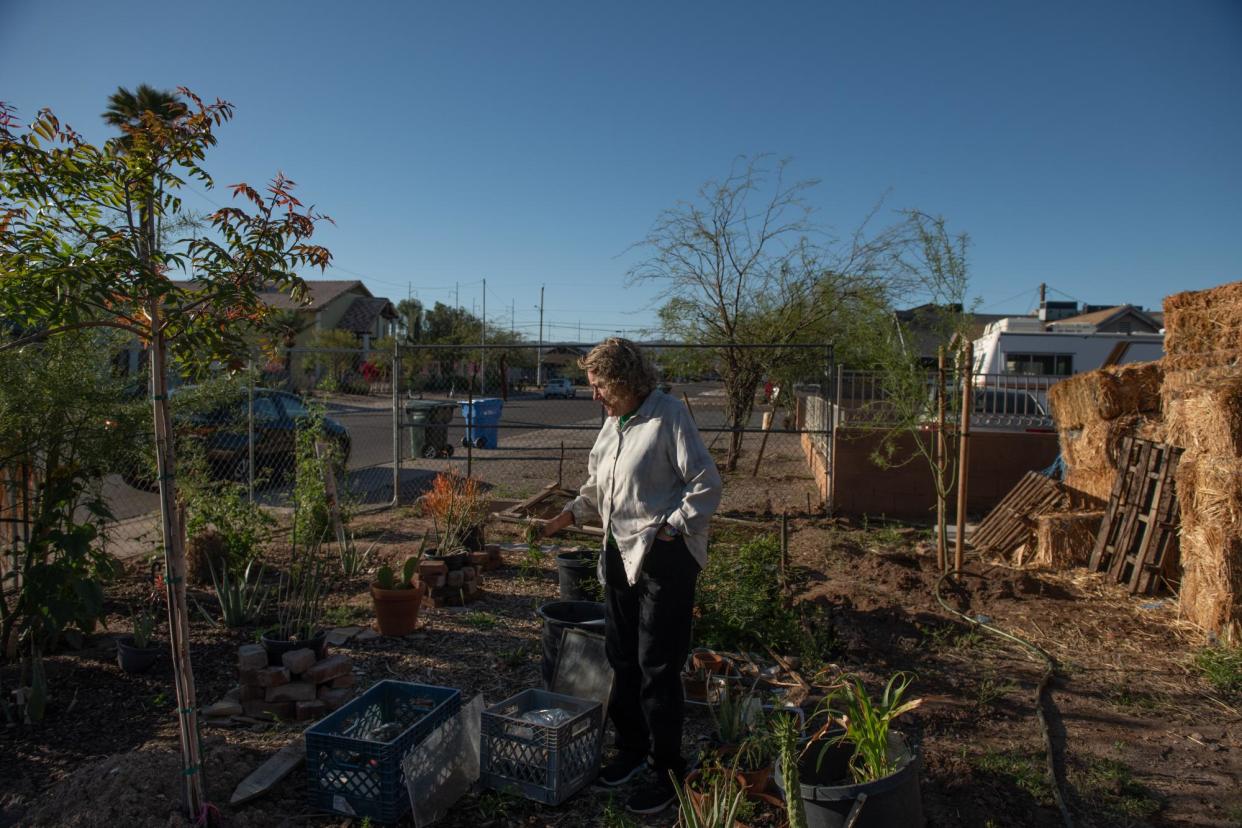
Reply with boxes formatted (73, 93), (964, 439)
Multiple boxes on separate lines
(1003, 353), (1073, 376)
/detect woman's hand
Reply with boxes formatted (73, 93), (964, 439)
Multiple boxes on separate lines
(540, 511), (575, 538)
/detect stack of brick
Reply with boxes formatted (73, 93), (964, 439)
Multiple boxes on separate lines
(418, 556), (486, 607)
(230, 644), (357, 722)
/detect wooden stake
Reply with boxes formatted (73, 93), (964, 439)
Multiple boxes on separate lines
(682, 392), (698, 425)
(557, 441), (564, 489)
(317, 441), (346, 552)
(149, 316), (206, 817)
(936, 346), (947, 573)
(751, 391), (780, 477)
(955, 343), (973, 575)
(779, 510), (789, 590)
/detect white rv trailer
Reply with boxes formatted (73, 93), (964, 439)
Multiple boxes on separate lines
(973, 316), (1164, 381)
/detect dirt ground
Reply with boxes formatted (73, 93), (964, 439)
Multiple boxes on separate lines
(2, 455), (1240, 827)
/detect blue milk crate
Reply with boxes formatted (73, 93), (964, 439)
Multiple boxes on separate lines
(305, 680), (461, 823)
(459, 398), (504, 448)
(479, 688), (603, 806)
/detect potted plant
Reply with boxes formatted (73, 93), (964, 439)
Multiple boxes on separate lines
(676, 759), (754, 828)
(117, 604), (161, 674)
(734, 723), (777, 798)
(261, 538), (329, 664)
(370, 555), (425, 637)
(420, 470), (488, 563)
(776, 673), (924, 828)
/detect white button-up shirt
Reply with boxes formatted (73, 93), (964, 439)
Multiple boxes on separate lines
(565, 389), (723, 585)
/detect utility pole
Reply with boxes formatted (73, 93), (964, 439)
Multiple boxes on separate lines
(480, 277), (486, 395)
(510, 301), (514, 335)
(578, 320), (581, 342)
(537, 284), (545, 386)
(455, 281), (459, 311)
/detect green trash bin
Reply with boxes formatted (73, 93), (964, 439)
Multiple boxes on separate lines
(405, 400), (456, 459)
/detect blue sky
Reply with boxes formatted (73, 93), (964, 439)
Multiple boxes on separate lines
(3, 1), (1240, 341)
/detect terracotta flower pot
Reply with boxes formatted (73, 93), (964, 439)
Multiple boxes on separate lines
(371, 581), (425, 637)
(692, 649), (731, 675)
(735, 765), (773, 800)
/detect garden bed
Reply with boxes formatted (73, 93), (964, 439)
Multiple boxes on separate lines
(2, 505), (1241, 826)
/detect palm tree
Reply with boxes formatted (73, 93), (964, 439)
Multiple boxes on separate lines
(102, 84), (186, 136)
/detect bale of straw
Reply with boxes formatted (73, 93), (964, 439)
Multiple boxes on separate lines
(1163, 280), (1242, 372)
(1162, 372), (1242, 456)
(1098, 361), (1162, 421)
(1058, 415), (1163, 504)
(1049, 362), (1162, 430)
(1175, 458), (1242, 641)
(1032, 510), (1104, 570)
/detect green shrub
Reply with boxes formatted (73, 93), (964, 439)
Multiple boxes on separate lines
(696, 534), (836, 666)
(1194, 644), (1242, 699)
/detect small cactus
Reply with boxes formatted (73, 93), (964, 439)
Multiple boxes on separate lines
(375, 564), (396, 590)
(401, 556), (419, 587)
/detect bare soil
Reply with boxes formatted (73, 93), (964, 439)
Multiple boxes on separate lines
(2, 461), (1240, 827)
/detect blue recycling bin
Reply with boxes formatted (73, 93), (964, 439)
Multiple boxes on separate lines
(460, 398), (504, 449)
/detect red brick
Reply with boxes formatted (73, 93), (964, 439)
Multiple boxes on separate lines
(254, 666), (291, 688)
(330, 673), (357, 689)
(266, 681), (316, 703)
(318, 687), (353, 710)
(303, 654), (351, 684)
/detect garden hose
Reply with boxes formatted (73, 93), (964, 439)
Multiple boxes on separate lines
(933, 570), (1074, 828)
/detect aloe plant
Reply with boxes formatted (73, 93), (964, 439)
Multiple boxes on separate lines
(197, 557), (269, 628)
(673, 768), (748, 828)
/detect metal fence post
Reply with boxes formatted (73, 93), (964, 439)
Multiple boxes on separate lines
(392, 340), (400, 506)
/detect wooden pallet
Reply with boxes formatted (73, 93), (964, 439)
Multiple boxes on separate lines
(972, 471), (1069, 557)
(1088, 436), (1182, 594)
(490, 482), (604, 537)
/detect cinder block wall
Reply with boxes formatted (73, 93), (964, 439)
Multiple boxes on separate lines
(802, 428), (1058, 520)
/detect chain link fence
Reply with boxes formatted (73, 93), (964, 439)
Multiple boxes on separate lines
(6, 341), (834, 561)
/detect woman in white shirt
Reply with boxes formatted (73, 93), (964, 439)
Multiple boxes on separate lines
(541, 338), (722, 815)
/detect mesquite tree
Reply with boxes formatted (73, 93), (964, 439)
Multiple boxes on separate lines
(629, 156), (907, 471)
(0, 90), (330, 818)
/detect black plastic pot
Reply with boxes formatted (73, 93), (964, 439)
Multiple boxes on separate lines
(775, 732), (924, 828)
(535, 600), (605, 687)
(116, 636), (161, 674)
(555, 549), (599, 601)
(260, 629), (327, 666)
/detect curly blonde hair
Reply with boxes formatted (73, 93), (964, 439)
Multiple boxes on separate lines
(579, 338), (659, 397)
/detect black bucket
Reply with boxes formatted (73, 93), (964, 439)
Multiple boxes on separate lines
(776, 732), (924, 828)
(555, 549), (599, 601)
(535, 600), (606, 687)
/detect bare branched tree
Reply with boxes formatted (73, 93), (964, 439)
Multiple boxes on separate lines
(629, 155), (907, 471)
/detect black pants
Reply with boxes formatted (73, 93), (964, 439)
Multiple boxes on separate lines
(604, 536), (699, 779)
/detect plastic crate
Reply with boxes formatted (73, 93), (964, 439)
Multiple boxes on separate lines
(479, 688), (603, 805)
(305, 680), (462, 823)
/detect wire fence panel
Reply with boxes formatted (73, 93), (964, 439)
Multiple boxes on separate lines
(6, 341), (834, 565)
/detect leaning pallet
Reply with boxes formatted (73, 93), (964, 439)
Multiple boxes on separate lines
(1088, 436), (1183, 594)
(971, 471), (1069, 559)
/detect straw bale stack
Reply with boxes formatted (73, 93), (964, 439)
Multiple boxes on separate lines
(1164, 281), (1242, 371)
(1031, 510), (1104, 569)
(1174, 458), (1242, 641)
(1050, 362), (1164, 504)
(1161, 281), (1242, 639)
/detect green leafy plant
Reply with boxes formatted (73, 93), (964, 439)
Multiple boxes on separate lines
(673, 765), (749, 828)
(696, 533), (837, 667)
(131, 604), (159, 649)
(709, 683), (762, 746)
(810, 673), (922, 784)
(339, 532), (381, 578)
(195, 557), (269, 627)
(1193, 644), (1242, 699)
(274, 532), (329, 642)
(292, 403), (352, 546)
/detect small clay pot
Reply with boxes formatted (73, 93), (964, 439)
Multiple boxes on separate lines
(692, 649), (731, 675)
(371, 581), (425, 637)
